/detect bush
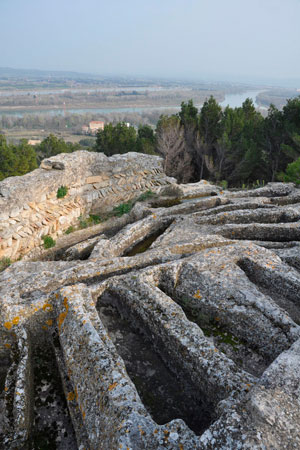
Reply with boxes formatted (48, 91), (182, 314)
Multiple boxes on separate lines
(88, 214), (101, 225)
(278, 158), (300, 185)
(65, 226), (75, 234)
(57, 185), (68, 198)
(136, 190), (155, 202)
(219, 180), (228, 190)
(0, 257), (11, 272)
(42, 235), (56, 249)
(112, 201), (133, 217)
(78, 215), (88, 229)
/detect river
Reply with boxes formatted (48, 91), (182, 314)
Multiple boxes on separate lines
(220, 90), (265, 108)
(0, 90), (266, 117)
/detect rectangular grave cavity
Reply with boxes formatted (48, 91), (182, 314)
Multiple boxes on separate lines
(157, 275), (273, 378)
(237, 257), (300, 325)
(123, 222), (171, 256)
(30, 339), (77, 450)
(97, 292), (214, 435)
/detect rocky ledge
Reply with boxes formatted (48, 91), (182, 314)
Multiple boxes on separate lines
(0, 174), (300, 449)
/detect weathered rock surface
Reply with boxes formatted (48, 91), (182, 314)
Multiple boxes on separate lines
(0, 151), (175, 260)
(0, 177), (300, 449)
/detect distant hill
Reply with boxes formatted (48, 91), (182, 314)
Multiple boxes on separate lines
(0, 66), (102, 80)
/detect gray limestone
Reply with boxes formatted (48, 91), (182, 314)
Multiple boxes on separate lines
(0, 178), (300, 449)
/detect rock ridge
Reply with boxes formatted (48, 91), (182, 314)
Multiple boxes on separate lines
(0, 172), (300, 448)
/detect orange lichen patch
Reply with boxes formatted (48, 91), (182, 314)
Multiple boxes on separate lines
(58, 297), (69, 330)
(139, 429), (145, 436)
(193, 290), (202, 299)
(4, 322), (13, 330)
(43, 302), (53, 312)
(55, 293), (59, 299)
(153, 429), (159, 435)
(152, 214), (157, 219)
(4, 387), (8, 392)
(108, 382), (118, 392)
(179, 444), (184, 450)
(12, 317), (20, 325)
(45, 319), (53, 326)
(215, 317), (220, 321)
(4, 343), (11, 348)
(82, 411), (86, 419)
(67, 392), (75, 401)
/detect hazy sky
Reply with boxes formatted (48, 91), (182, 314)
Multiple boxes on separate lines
(0, 0), (300, 83)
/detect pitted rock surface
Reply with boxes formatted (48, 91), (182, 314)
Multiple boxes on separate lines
(0, 176), (300, 449)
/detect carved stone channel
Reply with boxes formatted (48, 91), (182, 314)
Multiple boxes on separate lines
(97, 297), (212, 434)
(1, 179), (300, 448)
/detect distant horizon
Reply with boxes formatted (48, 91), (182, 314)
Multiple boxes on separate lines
(1, 0), (300, 91)
(0, 65), (299, 90)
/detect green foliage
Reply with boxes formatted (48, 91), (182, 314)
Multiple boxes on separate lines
(0, 133), (80, 181)
(78, 215), (88, 229)
(77, 213), (103, 230)
(219, 180), (228, 190)
(35, 134), (80, 163)
(88, 214), (101, 224)
(94, 122), (137, 156)
(78, 138), (95, 148)
(0, 135), (38, 181)
(113, 201), (134, 217)
(56, 185), (68, 198)
(278, 157), (300, 184)
(0, 257), (11, 272)
(156, 95), (300, 187)
(136, 190), (155, 202)
(65, 226), (75, 235)
(94, 122), (157, 156)
(42, 235), (56, 249)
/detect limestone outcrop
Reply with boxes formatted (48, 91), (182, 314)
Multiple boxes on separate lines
(0, 170), (300, 449)
(0, 151), (175, 260)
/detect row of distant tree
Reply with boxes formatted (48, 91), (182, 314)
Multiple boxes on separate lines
(94, 96), (300, 186)
(1, 95), (300, 185)
(0, 135), (80, 181)
(153, 96), (300, 185)
(0, 124), (157, 181)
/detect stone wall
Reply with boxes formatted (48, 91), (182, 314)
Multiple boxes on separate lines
(0, 151), (174, 260)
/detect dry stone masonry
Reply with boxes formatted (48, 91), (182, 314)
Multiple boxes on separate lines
(0, 151), (175, 261)
(0, 154), (300, 449)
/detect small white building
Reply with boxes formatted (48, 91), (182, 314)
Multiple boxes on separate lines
(89, 121), (105, 134)
(28, 139), (42, 146)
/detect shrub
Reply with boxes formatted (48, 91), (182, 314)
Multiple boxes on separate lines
(113, 201), (133, 217)
(42, 235), (56, 249)
(65, 226), (75, 235)
(136, 190), (155, 202)
(78, 215), (88, 229)
(88, 214), (101, 225)
(278, 157), (300, 185)
(57, 185), (68, 198)
(219, 180), (228, 190)
(0, 257), (11, 272)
